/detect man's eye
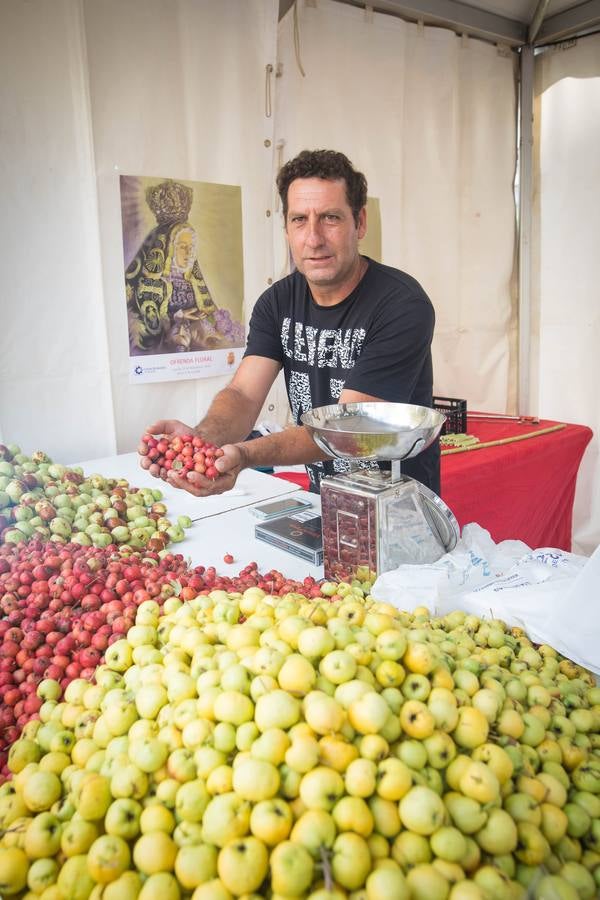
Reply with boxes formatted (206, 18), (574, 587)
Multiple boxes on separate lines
(324, 215), (340, 222)
(290, 216), (305, 224)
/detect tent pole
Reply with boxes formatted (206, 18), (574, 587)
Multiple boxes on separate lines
(518, 45), (534, 416)
(528, 0), (551, 43)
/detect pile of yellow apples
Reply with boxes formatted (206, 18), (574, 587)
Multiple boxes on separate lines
(1, 585), (599, 899)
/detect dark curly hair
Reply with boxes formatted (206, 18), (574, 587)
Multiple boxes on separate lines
(276, 149), (368, 226)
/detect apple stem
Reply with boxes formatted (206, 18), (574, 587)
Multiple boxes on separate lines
(0, 825), (24, 838)
(319, 846), (333, 891)
(258, 676), (271, 693)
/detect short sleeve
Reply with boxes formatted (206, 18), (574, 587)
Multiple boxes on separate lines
(243, 290), (284, 363)
(343, 292), (434, 401)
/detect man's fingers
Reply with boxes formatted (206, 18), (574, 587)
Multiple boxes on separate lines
(166, 471), (204, 496)
(165, 472), (188, 488)
(214, 444), (243, 474)
(185, 472), (213, 489)
(167, 470), (234, 497)
(144, 419), (194, 438)
(215, 455), (236, 474)
(187, 471), (236, 495)
(145, 421), (167, 435)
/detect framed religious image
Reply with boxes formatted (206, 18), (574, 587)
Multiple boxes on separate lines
(120, 175), (245, 383)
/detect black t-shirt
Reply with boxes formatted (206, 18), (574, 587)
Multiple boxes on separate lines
(244, 257), (440, 493)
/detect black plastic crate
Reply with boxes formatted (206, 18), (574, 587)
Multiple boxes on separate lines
(433, 396), (467, 434)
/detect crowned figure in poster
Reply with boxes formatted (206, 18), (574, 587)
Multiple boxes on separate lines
(124, 179), (244, 356)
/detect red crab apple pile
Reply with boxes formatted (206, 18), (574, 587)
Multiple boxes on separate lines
(0, 539), (335, 780)
(138, 433), (225, 482)
(0, 541), (201, 779)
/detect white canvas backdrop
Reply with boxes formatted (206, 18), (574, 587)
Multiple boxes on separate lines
(533, 34), (600, 555)
(0, 0), (278, 461)
(0, 0), (115, 459)
(85, 0), (279, 454)
(274, 0), (519, 415)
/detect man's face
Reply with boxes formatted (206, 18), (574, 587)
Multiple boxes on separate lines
(285, 178), (366, 292)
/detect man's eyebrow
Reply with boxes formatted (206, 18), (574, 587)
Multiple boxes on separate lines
(288, 207), (346, 216)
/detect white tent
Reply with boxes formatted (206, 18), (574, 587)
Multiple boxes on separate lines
(0, 0), (598, 551)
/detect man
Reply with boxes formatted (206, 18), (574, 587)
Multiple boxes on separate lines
(148, 149), (439, 496)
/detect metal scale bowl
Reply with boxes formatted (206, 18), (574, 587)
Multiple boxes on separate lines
(301, 402), (460, 581)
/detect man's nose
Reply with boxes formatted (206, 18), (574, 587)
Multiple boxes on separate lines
(305, 217), (324, 246)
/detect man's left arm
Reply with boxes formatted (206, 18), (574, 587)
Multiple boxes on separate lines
(339, 387), (390, 404)
(341, 293), (435, 403)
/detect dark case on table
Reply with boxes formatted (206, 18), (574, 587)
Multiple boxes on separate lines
(254, 511), (323, 565)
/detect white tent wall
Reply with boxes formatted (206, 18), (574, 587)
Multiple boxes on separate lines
(274, 0), (519, 416)
(84, 0), (279, 454)
(0, 0), (278, 462)
(533, 34), (600, 555)
(0, 1), (115, 460)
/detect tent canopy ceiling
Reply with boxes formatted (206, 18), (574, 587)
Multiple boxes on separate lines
(280, 0), (600, 46)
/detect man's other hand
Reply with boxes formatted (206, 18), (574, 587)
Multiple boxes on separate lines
(145, 419), (196, 438)
(166, 443), (247, 497)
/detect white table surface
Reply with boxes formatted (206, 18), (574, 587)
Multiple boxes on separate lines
(74, 452), (301, 522)
(170, 490), (323, 582)
(73, 453), (323, 580)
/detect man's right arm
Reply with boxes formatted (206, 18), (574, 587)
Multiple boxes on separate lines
(145, 355), (284, 494)
(196, 355), (282, 445)
(147, 355), (282, 447)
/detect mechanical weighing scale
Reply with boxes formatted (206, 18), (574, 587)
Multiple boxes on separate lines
(301, 402), (460, 581)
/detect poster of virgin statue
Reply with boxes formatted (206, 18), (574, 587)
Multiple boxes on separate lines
(120, 175), (245, 383)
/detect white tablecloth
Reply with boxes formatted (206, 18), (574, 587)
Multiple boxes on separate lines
(171, 491), (323, 582)
(73, 454), (323, 581)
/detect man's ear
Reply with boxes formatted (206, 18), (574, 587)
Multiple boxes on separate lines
(357, 206), (367, 240)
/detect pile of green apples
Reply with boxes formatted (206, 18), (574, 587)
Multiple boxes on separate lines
(0, 587), (599, 899)
(0, 445), (190, 551)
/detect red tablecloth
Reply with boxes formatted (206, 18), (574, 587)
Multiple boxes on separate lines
(440, 416), (592, 551)
(275, 416), (593, 552)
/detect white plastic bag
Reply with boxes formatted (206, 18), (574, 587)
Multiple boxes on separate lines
(371, 523), (599, 674)
(371, 524), (531, 608)
(544, 543), (600, 674)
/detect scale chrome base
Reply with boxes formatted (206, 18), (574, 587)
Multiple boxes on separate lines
(301, 402), (460, 580)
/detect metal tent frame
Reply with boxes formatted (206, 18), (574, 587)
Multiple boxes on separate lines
(279, 0), (600, 414)
(280, 0), (600, 48)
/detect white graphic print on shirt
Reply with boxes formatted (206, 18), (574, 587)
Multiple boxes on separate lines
(283, 319), (377, 486)
(329, 378), (344, 400)
(289, 371), (312, 422)
(281, 316), (366, 421)
(282, 319), (366, 422)
(281, 319), (366, 369)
